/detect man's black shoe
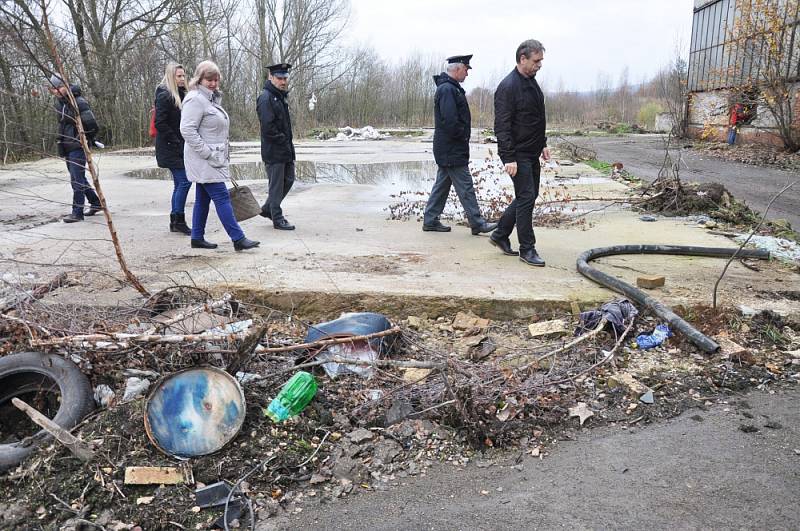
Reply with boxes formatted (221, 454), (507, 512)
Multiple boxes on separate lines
(233, 237), (260, 251)
(519, 248), (546, 267)
(259, 205), (272, 219)
(86, 205), (103, 216)
(422, 221), (451, 232)
(273, 219), (295, 231)
(191, 239), (218, 249)
(471, 221), (498, 235)
(62, 214), (83, 223)
(489, 235), (518, 256)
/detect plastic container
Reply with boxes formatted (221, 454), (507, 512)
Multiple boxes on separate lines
(265, 371), (318, 422)
(634, 324), (672, 349)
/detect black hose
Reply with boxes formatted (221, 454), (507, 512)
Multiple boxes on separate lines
(576, 244), (770, 353)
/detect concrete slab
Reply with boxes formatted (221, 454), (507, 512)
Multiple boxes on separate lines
(0, 138), (797, 318)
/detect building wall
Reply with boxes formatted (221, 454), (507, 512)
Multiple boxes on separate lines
(686, 82), (800, 145)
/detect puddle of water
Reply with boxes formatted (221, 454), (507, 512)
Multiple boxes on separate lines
(126, 160), (439, 186)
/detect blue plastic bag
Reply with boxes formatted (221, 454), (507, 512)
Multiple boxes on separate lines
(635, 324), (672, 349)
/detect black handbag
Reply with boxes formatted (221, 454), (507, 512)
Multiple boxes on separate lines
(228, 176), (261, 222)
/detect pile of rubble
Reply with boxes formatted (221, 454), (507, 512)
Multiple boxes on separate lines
(1, 284), (798, 529)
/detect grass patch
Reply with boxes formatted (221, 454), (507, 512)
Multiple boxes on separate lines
(585, 159), (613, 174)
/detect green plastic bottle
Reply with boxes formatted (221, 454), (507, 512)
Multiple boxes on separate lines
(265, 371), (318, 422)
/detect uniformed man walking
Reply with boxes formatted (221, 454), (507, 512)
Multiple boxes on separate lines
(422, 54), (496, 236)
(490, 40), (551, 267)
(257, 63), (296, 230)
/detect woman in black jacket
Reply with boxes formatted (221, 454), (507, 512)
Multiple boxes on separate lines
(155, 62), (191, 234)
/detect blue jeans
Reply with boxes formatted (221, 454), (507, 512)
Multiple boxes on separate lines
(727, 127), (737, 145)
(169, 168), (192, 214)
(66, 149), (100, 217)
(423, 165), (486, 227)
(191, 182), (245, 242)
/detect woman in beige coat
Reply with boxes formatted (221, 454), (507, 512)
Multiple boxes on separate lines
(180, 60), (259, 251)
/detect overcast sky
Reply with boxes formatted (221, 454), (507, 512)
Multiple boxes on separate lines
(345, 0), (695, 92)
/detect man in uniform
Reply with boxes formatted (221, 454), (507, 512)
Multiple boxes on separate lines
(422, 54), (496, 236)
(490, 39), (551, 267)
(257, 63), (296, 230)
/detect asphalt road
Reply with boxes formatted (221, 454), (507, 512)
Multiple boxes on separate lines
(288, 386), (799, 530)
(560, 135), (799, 230)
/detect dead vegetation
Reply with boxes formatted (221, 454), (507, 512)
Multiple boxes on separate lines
(1, 281), (798, 529)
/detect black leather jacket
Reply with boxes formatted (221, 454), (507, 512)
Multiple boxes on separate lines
(494, 68), (547, 164)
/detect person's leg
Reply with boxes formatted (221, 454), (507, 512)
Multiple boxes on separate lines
(206, 182), (246, 242)
(170, 168), (192, 214)
(282, 162), (295, 200)
(448, 165), (486, 227)
(66, 149), (88, 217)
(512, 160), (537, 253)
(191, 183), (211, 241)
(727, 127), (737, 145)
(423, 166), (453, 226)
(266, 163), (287, 221)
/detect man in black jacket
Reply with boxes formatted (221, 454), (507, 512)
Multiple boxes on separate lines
(490, 40), (551, 267)
(422, 55), (496, 235)
(257, 63), (296, 230)
(50, 75), (102, 223)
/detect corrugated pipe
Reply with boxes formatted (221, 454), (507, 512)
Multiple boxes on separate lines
(576, 244), (771, 353)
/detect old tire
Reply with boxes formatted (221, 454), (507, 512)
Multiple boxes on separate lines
(0, 352), (94, 472)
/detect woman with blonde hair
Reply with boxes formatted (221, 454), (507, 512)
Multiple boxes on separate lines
(179, 60), (259, 251)
(155, 62), (191, 235)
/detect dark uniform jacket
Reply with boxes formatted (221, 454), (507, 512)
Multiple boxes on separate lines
(494, 68), (547, 164)
(55, 85), (98, 157)
(257, 80), (295, 164)
(432, 73), (471, 167)
(154, 85), (187, 169)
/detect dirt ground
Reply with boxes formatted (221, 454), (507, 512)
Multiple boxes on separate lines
(0, 134), (799, 530)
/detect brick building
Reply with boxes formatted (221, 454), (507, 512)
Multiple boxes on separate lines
(687, 0), (800, 147)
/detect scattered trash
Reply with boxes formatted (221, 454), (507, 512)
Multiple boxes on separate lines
(639, 390), (655, 404)
(568, 402), (594, 425)
(328, 126), (388, 141)
(136, 496), (154, 505)
(93, 384), (115, 408)
(634, 324), (673, 349)
(122, 377), (150, 401)
(575, 299), (639, 336)
(315, 340), (380, 379)
(194, 482), (250, 530)
(234, 371), (262, 384)
(208, 319), (253, 335)
(528, 319), (569, 338)
(715, 336), (749, 359)
(144, 367), (246, 457)
(124, 466), (191, 485)
(734, 234), (800, 262)
(265, 371), (317, 423)
(307, 312), (395, 379)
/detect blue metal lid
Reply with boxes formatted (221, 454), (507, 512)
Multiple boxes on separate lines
(144, 367), (246, 457)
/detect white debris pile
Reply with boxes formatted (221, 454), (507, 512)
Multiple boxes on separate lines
(735, 234), (800, 262)
(329, 126), (389, 141)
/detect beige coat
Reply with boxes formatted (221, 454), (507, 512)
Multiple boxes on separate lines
(179, 85), (231, 183)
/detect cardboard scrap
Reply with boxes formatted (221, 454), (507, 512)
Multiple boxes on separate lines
(124, 466), (191, 485)
(528, 319), (569, 338)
